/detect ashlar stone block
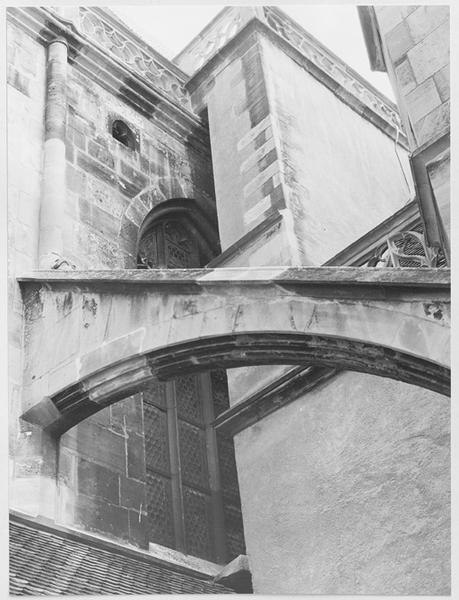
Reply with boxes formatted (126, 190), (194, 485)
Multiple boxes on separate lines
(406, 6), (449, 45)
(405, 78), (441, 124)
(413, 101), (450, 146)
(386, 21), (414, 64)
(394, 59), (417, 95)
(408, 21), (450, 84)
(434, 65), (450, 101)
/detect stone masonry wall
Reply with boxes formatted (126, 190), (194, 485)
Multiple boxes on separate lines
(63, 65), (215, 269)
(57, 62), (215, 544)
(234, 371), (450, 594)
(7, 17), (216, 548)
(197, 31), (295, 258)
(193, 26), (414, 265)
(374, 6), (449, 149)
(260, 34), (414, 265)
(59, 394), (148, 548)
(59, 64), (215, 545)
(7, 21), (46, 461)
(195, 24), (415, 408)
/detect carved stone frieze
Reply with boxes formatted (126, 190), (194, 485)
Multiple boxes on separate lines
(78, 7), (192, 110)
(262, 6), (403, 133)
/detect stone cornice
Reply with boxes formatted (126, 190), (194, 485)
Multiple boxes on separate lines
(6, 6), (210, 152)
(17, 266), (450, 290)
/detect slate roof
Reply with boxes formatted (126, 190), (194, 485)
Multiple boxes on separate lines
(10, 519), (233, 596)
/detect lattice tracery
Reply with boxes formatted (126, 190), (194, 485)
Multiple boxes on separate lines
(176, 375), (202, 424)
(179, 422), (209, 490)
(223, 504), (246, 559)
(146, 472), (175, 548)
(144, 404), (170, 473)
(183, 487), (213, 560)
(79, 8), (191, 109)
(210, 369), (230, 417)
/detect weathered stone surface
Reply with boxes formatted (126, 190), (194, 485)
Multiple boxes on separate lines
(7, 7), (451, 593)
(386, 20), (413, 62)
(128, 509), (149, 549)
(126, 433), (146, 481)
(235, 371), (450, 594)
(405, 5), (449, 45)
(18, 268), (450, 433)
(375, 6), (415, 34)
(413, 100), (450, 146)
(77, 458), (120, 504)
(120, 475), (146, 511)
(433, 65), (450, 102)
(110, 394), (143, 435)
(407, 20), (449, 84)
(74, 495), (130, 542)
(405, 77), (441, 124)
(61, 421), (127, 474)
(214, 554), (252, 593)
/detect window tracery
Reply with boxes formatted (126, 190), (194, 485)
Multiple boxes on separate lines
(138, 216), (245, 562)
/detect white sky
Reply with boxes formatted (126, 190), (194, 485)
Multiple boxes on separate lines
(110, 4), (395, 101)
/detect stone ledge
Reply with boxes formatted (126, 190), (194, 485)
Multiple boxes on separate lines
(17, 266), (450, 288)
(214, 554), (253, 593)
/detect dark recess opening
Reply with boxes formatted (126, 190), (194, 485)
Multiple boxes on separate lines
(112, 119), (136, 149)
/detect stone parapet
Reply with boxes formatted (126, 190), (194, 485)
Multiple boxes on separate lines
(181, 6), (405, 144)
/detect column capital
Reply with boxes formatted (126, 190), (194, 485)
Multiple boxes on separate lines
(46, 35), (69, 48)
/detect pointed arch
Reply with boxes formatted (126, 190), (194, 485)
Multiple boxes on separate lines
(118, 178), (219, 267)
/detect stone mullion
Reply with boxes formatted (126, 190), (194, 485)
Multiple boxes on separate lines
(200, 373), (228, 564)
(167, 380), (186, 553)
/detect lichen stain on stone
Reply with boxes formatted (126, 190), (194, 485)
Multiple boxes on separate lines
(82, 297), (98, 317)
(423, 302), (444, 321)
(55, 291), (73, 316)
(24, 287), (44, 322)
(397, 319), (427, 355)
(82, 296), (98, 328)
(182, 298), (197, 315)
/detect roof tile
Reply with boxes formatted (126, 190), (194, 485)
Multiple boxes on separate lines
(10, 520), (233, 595)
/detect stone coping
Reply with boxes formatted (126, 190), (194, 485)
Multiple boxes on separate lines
(183, 7), (406, 144)
(18, 266), (450, 288)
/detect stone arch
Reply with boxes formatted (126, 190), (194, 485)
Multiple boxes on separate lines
(135, 198), (220, 266)
(20, 270), (450, 435)
(31, 330), (450, 436)
(119, 178), (218, 267)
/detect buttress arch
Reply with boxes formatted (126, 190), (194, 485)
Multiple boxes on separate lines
(18, 267), (450, 435)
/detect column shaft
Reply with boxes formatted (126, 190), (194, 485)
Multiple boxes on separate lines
(38, 37), (68, 269)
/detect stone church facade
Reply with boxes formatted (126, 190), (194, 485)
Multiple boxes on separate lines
(7, 5), (450, 595)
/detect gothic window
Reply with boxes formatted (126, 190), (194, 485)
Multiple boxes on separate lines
(139, 217), (245, 563)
